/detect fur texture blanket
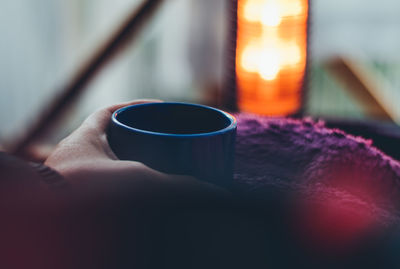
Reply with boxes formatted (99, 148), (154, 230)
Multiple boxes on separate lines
(234, 114), (400, 227)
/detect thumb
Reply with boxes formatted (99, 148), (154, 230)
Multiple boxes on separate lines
(82, 99), (163, 133)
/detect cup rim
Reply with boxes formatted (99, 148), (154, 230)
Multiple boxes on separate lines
(111, 102), (237, 137)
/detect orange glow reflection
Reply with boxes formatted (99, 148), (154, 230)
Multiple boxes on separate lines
(236, 0), (308, 115)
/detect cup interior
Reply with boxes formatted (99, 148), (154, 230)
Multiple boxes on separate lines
(114, 103), (234, 135)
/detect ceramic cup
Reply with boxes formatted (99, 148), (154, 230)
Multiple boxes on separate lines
(107, 102), (237, 186)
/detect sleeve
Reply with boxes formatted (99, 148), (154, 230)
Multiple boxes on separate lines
(29, 161), (69, 190)
(0, 151), (69, 190)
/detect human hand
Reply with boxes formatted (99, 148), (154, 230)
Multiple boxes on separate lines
(45, 100), (225, 203)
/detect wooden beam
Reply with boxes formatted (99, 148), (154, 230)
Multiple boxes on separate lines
(324, 57), (398, 123)
(9, 0), (164, 158)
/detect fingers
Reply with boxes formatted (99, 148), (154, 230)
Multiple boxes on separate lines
(82, 99), (163, 133)
(125, 161), (230, 200)
(71, 159), (229, 205)
(108, 160), (230, 205)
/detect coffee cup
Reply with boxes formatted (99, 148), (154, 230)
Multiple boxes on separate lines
(107, 102), (237, 186)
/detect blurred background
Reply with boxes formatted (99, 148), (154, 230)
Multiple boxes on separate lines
(1, 0), (400, 155)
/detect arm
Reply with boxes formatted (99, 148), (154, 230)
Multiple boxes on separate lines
(0, 100), (224, 269)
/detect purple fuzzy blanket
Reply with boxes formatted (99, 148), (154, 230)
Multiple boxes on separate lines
(234, 114), (400, 225)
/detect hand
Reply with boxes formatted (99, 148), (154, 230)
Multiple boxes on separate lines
(45, 100), (225, 203)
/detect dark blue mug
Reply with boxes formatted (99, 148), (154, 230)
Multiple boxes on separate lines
(107, 102), (237, 186)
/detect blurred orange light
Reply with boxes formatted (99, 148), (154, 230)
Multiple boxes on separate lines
(236, 0), (308, 116)
(242, 0), (305, 25)
(261, 1), (282, 27)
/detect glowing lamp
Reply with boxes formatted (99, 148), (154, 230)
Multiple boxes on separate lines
(226, 0), (309, 116)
